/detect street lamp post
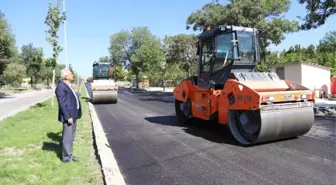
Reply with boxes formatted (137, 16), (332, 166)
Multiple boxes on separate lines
(63, 0), (68, 68)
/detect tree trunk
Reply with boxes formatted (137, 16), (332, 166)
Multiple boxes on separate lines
(52, 69), (55, 108)
(162, 63), (167, 91)
(35, 76), (38, 88)
(135, 71), (140, 88)
(30, 76), (33, 88)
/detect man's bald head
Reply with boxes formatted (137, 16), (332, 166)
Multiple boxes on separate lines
(60, 68), (73, 82)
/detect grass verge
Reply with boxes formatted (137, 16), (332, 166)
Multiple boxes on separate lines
(0, 86), (103, 185)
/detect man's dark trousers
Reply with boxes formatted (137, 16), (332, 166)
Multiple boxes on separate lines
(55, 80), (82, 162)
(62, 121), (77, 162)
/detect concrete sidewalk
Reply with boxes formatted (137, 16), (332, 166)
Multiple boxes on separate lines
(0, 89), (53, 121)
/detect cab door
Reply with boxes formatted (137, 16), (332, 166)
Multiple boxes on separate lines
(193, 38), (213, 120)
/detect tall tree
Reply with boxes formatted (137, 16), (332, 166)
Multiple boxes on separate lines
(299, 0), (336, 30)
(0, 62), (26, 86)
(44, 0), (66, 69)
(0, 10), (17, 76)
(38, 59), (54, 85)
(317, 30), (336, 52)
(45, 0), (66, 106)
(20, 43), (44, 87)
(98, 56), (110, 63)
(109, 30), (131, 66)
(109, 27), (164, 87)
(186, 0), (299, 47)
(165, 34), (198, 77)
(186, 0), (300, 71)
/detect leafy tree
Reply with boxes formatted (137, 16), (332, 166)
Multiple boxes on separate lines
(186, 0), (300, 71)
(69, 64), (80, 84)
(98, 56), (110, 63)
(113, 65), (126, 81)
(299, 0), (336, 30)
(86, 76), (93, 83)
(0, 10), (17, 76)
(109, 27), (164, 87)
(317, 30), (336, 52)
(160, 36), (170, 88)
(305, 44), (316, 59)
(44, 0), (66, 106)
(186, 0), (299, 46)
(262, 30), (336, 76)
(109, 30), (131, 66)
(37, 58), (53, 85)
(44, 0), (66, 69)
(0, 62), (26, 86)
(164, 63), (185, 86)
(55, 63), (66, 81)
(20, 43), (44, 87)
(165, 34), (198, 77)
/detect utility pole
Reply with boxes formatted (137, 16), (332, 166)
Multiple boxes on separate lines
(63, 0), (68, 68)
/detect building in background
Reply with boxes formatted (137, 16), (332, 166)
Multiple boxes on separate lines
(270, 62), (331, 98)
(21, 77), (31, 88)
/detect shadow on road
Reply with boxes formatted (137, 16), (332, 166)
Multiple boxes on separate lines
(138, 91), (173, 97)
(129, 90), (174, 104)
(145, 115), (301, 147)
(0, 92), (14, 99)
(139, 97), (174, 104)
(145, 115), (240, 146)
(315, 115), (336, 121)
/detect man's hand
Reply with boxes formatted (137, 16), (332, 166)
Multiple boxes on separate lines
(68, 118), (73, 124)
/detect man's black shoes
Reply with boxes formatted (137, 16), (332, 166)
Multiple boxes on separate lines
(62, 159), (71, 163)
(72, 156), (80, 162)
(62, 156), (80, 163)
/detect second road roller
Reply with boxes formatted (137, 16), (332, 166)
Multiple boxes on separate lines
(173, 25), (315, 146)
(91, 61), (118, 104)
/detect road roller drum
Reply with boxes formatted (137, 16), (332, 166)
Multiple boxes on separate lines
(228, 105), (314, 145)
(91, 90), (118, 104)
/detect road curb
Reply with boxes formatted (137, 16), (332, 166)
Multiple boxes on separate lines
(84, 85), (127, 185)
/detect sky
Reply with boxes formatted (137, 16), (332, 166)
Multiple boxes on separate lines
(0, 0), (335, 78)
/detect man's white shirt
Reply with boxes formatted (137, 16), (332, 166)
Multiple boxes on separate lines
(64, 81), (80, 110)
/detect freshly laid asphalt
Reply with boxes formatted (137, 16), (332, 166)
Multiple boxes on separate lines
(86, 84), (335, 185)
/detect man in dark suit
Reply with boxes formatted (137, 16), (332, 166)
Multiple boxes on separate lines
(55, 68), (82, 163)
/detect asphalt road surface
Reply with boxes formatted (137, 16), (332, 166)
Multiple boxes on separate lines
(0, 89), (52, 121)
(86, 84), (335, 185)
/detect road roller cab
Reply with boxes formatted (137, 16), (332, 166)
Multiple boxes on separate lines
(91, 61), (118, 104)
(173, 25), (315, 146)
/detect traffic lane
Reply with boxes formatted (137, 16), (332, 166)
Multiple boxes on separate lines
(88, 85), (336, 185)
(124, 87), (336, 158)
(120, 88), (336, 161)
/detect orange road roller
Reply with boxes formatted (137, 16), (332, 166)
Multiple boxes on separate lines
(173, 25), (315, 146)
(91, 61), (118, 104)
